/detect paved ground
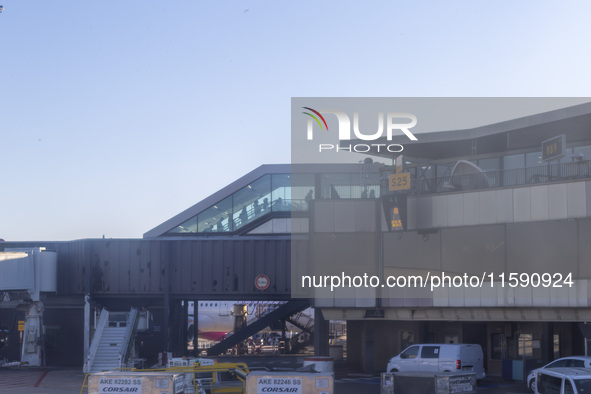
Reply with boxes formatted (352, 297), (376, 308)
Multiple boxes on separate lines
(332, 375), (531, 394)
(0, 367), (86, 394)
(0, 359), (532, 393)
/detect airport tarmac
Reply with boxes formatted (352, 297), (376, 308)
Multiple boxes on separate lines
(0, 360), (532, 393)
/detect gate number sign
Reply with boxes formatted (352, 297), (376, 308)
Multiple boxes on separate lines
(389, 173), (410, 191)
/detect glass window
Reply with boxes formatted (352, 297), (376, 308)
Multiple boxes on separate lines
(292, 173), (315, 211)
(539, 374), (562, 394)
(571, 359), (584, 368)
(565, 380), (575, 394)
(503, 154), (525, 186)
(233, 175), (271, 229)
(518, 333), (533, 358)
(554, 334), (560, 359)
(168, 216), (198, 234)
(574, 379), (591, 393)
(477, 158), (501, 188)
(271, 174), (291, 212)
(359, 172), (381, 199)
(401, 346), (419, 359)
(560, 147), (574, 163)
(504, 153), (524, 169)
(525, 151), (549, 184)
(478, 157), (501, 172)
(437, 164), (452, 178)
(198, 195), (233, 233)
(490, 333), (504, 360)
(421, 346), (440, 359)
(321, 173), (351, 199)
(546, 359), (569, 368)
(574, 145), (591, 161)
(526, 151), (543, 168)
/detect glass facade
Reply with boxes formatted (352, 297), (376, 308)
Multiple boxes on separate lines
(503, 154), (525, 186)
(165, 144), (591, 235)
(321, 173), (381, 200)
(292, 173), (315, 211)
(165, 170), (383, 235)
(202, 195), (233, 233)
(271, 174), (291, 212)
(574, 145), (591, 160)
(478, 157), (500, 172)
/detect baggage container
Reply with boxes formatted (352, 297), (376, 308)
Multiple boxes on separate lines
(380, 371), (476, 394)
(88, 371), (185, 394)
(246, 371), (333, 394)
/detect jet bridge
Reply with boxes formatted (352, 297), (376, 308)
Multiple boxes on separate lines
(0, 247), (57, 366)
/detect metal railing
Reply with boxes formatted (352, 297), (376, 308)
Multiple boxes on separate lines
(83, 308), (108, 374)
(119, 307), (139, 370)
(407, 160), (591, 195)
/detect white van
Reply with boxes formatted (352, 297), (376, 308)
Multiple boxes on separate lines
(536, 368), (591, 394)
(386, 344), (486, 380)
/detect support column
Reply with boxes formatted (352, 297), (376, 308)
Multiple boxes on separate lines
(364, 321), (375, 373)
(192, 301), (199, 356)
(84, 294), (90, 363)
(542, 322), (554, 362)
(21, 302), (44, 366)
(314, 308), (329, 356)
(163, 255), (170, 352)
(182, 300), (189, 356)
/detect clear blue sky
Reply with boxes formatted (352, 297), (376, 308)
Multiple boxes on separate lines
(1, 1), (591, 241)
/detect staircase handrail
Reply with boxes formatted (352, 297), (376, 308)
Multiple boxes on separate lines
(119, 307), (139, 368)
(213, 301), (286, 342)
(206, 300), (309, 356)
(84, 308), (109, 373)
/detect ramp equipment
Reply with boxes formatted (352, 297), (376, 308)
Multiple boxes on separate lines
(206, 299), (310, 356)
(84, 307), (139, 373)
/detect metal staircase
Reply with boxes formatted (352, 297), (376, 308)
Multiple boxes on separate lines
(286, 312), (314, 354)
(206, 299), (310, 356)
(84, 308), (139, 373)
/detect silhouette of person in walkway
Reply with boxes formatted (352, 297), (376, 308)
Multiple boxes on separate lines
(240, 206), (248, 225)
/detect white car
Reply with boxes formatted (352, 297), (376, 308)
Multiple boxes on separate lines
(527, 356), (591, 392)
(386, 343), (486, 380)
(535, 367), (591, 394)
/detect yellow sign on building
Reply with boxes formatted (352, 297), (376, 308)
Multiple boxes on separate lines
(389, 173), (411, 191)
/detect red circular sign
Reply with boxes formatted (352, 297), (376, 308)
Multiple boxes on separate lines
(255, 274), (270, 290)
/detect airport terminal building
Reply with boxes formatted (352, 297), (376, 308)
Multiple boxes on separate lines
(1, 102), (591, 378)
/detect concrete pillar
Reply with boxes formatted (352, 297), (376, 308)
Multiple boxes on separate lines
(192, 301), (198, 357)
(346, 321), (363, 369)
(364, 321), (375, 373)
(314, 308), (329, 356)
(84, 294), (90, 364)
(542, 322), (554, 362)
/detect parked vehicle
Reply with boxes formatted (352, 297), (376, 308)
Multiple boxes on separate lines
(527, 356), (591, 392)
(536, 367), (591, 394)
(386, 343), (485, 380)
